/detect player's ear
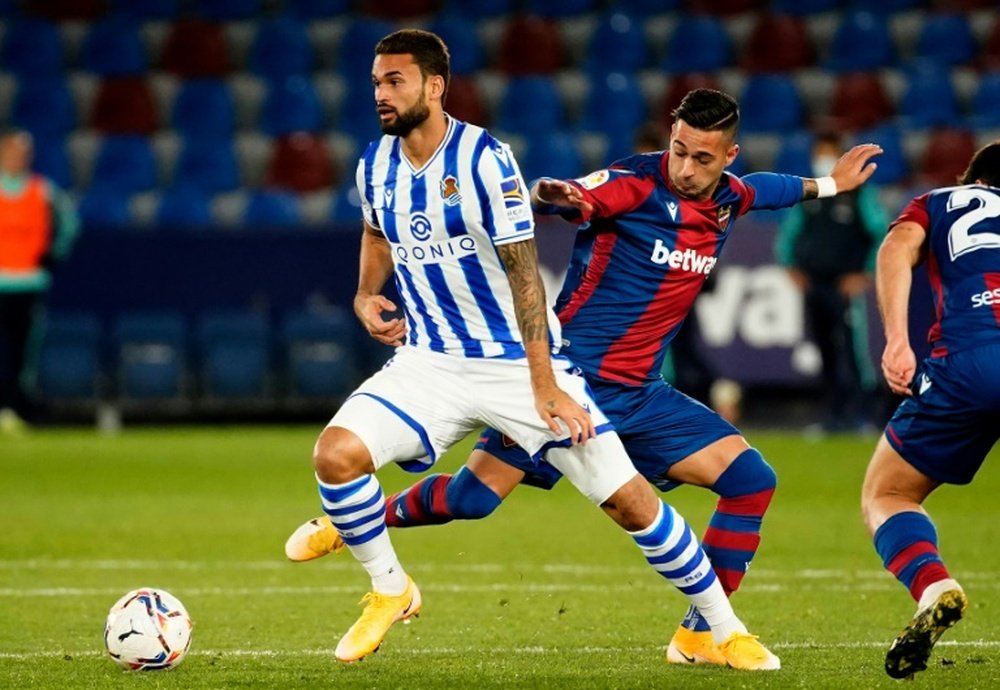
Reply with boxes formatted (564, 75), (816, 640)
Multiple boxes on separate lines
(725, 143), (740, 167)
(427, 74), (446, 101)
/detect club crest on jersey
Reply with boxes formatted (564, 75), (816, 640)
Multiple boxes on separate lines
(717, 204), (732, 232)
(440, 175), (462, 206)
(576, 169), (610, 190)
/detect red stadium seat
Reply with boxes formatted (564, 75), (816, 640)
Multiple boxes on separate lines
(496, 14), (564, 75)
(741, 14), (813, 73)
(980, 18), (1000, 71)
(265, 133), (336, 194)
(827, 72), (894, 132)
(446, 76), (486, 126)
(23, 0), (104, 20)
(90, 77), (158, 135)
(657, 73), (721, 126)
(360, 0), (438, 18)
(918, 128), (976, 188)
(161, 18), (230, 77)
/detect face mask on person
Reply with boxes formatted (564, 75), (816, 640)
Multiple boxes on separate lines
(812, 154), (838, 177)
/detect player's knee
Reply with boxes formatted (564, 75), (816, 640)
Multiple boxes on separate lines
(714, 447), (777, 497)
(445, 467), (502, 520)
(601, 474), (660, 531)
(312, 427), (372, 484)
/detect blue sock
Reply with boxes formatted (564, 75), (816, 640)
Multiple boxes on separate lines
(874, 511), (951, 601)
(385, 467), (502, 527)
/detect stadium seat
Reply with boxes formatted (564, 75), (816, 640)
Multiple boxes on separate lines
(497, 76), (564, 138)
(607, 0), (680, 14)
(244, 190), (302, 228)
(281, 307), (358, 401)
(741, 14), (813, 73)
(11, 78), (77, 139)
(969, 72), (1000, 130)
(92, 136), (157, 194)
(496, 14), (565, 75)
(337, 18), (395, 83)
(329, 182), (365, 226)
(915, 13), (976, 68)
(32, 136), (72, 189)
(196, 0), (262, 20)
(197, 309), (270, 400)
(36, 312), (103, 401)
(849, 0), (921, 11)
(686, 0), (765, 14)
(527, 0), (595, 17)
(853, 124), (908, 185)
(770, 0), (839, 14)
(899, 61), (959, 129)
(171, 79), (235, 140)
(22, 0), (104, 20)
(918, 128), (976, 188)
(428, 14), (483, 76)
(446, 76), (487, 126)
(980, 18), (1000, 71)
(174, 137), (240, 194)
(825, 11), (894, 73)
(520, 132), (582, 186)
(162, 18), (230, 78)
(111, 0), (179, 20)
(265, 133), (335, 194)
(738, 75), (804, 134)
(0, 19), (63, 78)
(79, 185), (133, 228)
(285, 0), (350, 19)
(260, 75), (323, 137)
(442, 0), (513, 18)
(360, 0), (436, 18)
(585, 12), (649, 76)
(828, 72), (894, 131)
(90, 77), (159, 135)
(579, 72), (646, 144)
(248, 15), (313, 82)
(155, 185), (214, 228)
(663, 15), (731, 74)
(657, 73), (722, 125)
(113, 310), (188, 401)
(81, 16), (147, 76)
(772, 130), (814, 177)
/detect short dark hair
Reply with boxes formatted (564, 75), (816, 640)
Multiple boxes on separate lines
(671, 88), (740, 137)
(959, 140), (1000, 187)
(375, 29), (450, 101)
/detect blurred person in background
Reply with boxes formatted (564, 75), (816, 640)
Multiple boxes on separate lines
(776, 131), (889, 433)
(0, 129), (79, 434)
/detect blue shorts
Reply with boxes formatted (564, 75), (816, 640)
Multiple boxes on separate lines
(885, 343), (1000, 485)
(474, 376), (740, 492)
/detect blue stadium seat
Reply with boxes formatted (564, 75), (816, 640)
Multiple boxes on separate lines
(196, 0), (262, 20)
(738, 75), (804, 134)
(428, 14), (483, 75)
(527, 0), (595, 17)
(155, 185), (213, 228)
(337, 19), (395, 83)
(248, 15), (313, 82)
(171, 79), (235, 140)
(663, 16), (731, 74)
(825, 11), (894, 72)
(915, 13), (976, 68)
(111, 0), (179, 19)
(899, 61), (959, 129)
(329, 183), (365, 226)
(196, 310), (270, 400)
(113, 310), (188, 401)
(92, 136), (157, 194)
(79, 185), (132, 228)
(579, 71), (646, 143)
(520, 132), (582, 185)
(853, 124), (908, 185)
(497, 76), (564, 138)
(243, 190), (302, 228)
(11, 78), (77, 139)
(81, 16), (147, 76)
(773, 131), (814, 177)
(336, 80), (383, 146)
(286, 0), (350, 18)
(0, 19), (63, 78)
(585, 12), (649, 76)
(442, 0), (513, 19)
(36, 312), (103, 401)
(969, 72), (1000, 130)
(281, 308), (358, 400)
(174, 136), (240, 194)
(260, 75), (323, 136)
(33, 137), (72, 190)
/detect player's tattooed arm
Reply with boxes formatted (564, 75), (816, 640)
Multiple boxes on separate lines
(801, 178), (820, 200)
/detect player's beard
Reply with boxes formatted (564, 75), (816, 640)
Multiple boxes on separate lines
(379, 94), (431, 137)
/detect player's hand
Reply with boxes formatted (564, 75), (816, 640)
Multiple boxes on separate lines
(829, 143), (883, 192)
(533, 179), (594, 215)
(354, 293), (406, 347)
(534, 385), (597, 445)
(881, 338), (916, 396)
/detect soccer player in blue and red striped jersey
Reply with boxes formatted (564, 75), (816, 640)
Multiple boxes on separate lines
(862, 141), (1000, 679)
(288, 89), (881, 665)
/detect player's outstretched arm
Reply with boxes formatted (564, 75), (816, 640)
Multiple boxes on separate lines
(875, 221), (926, 396)
(496, 238), (595, 445)
(354, 222), (406, 347)
(530, 178), (594, 215)
(801, 143), (883, 199)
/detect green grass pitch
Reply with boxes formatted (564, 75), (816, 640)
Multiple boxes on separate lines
(1, 427), (999, 688)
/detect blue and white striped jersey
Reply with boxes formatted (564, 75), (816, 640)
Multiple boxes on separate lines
(356, 116), (560, 359)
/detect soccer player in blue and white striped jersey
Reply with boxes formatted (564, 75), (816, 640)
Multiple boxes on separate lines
(303, 29), (778, 670)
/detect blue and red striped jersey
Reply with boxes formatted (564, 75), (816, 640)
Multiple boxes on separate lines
(543, 151), (804, 385)
(892, 184), (1000, 357)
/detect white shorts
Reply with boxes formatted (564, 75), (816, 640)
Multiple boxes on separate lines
(328, 347), (637, 504)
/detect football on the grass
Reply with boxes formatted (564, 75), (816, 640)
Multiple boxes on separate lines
(104, 588), (192, 670)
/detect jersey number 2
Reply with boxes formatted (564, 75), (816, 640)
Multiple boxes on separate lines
(947, 188), (1000, 261)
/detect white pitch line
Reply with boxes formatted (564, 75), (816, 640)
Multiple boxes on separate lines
(2, 640), (1000, 662)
